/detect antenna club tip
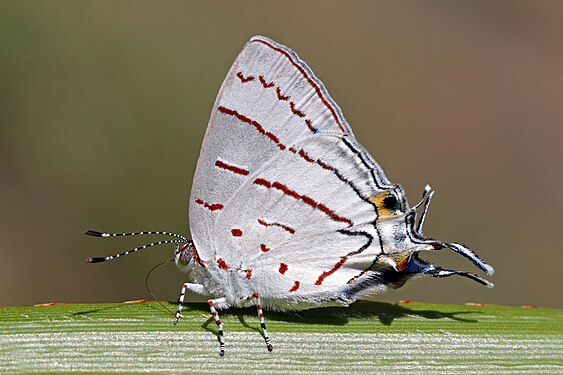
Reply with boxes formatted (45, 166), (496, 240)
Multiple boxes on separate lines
(84, 230), (105, 237)
(484, 264), (495, 276)
(86, 257), (106, 263)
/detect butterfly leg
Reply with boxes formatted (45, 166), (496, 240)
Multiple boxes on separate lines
(174, 282), (205, 325)
(249, 292), (273, 352)
(207, 297), (227, 356)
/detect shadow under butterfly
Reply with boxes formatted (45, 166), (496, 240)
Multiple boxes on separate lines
(86, 35), (494, 356)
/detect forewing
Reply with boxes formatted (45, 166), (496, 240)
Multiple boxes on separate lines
(189, 36), (394, 296)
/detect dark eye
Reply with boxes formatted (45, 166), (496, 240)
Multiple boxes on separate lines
(383, 195), (398, 210)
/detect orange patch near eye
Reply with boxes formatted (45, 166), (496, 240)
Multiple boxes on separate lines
(369, 191), (397, 218)
(395, 256), (410, 271)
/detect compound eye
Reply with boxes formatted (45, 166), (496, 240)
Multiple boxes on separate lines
(175, 243), (187, 254)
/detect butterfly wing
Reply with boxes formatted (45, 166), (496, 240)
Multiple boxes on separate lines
(189, 36), (394, 301)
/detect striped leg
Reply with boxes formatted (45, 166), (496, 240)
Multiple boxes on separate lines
(208, 297), (227, 356)
(252, 292), (273, 352)
(174, 282), (205, 325)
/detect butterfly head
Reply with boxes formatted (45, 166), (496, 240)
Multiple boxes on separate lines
(369, 185), (494, 288)
(174, 241), (195, 274)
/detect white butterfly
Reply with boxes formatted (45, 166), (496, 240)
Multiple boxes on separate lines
(87, 35), (494, 356)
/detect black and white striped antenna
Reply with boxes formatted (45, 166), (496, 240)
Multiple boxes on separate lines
(84, 230), (188, 263)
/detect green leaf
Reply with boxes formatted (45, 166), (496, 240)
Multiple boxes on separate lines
(1, 301), (562, 374)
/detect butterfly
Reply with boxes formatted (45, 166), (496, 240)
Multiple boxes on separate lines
(86, 35), (494, 356)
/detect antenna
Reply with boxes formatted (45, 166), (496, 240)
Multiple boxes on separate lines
(84, 230), (188, 263)
(85, 230), (187, 242)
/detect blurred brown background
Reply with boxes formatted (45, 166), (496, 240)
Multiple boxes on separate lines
(1, 1), (562, 308)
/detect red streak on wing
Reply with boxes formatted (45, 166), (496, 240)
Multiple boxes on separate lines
(298, 149), (314, 163)
(279, 224), (296, 235)
(195, 198), (224, 212)
(289, 280), (300, 292)
(251, 38), (345, 133)
(239, 69), (316, 133)
(215, 160), (250, 176)
(236, 71), (255, 83)
(217, 258), (229, 270)
(300, 195), (317, 207)
(254, 178), (271, 188)
(290, 147), (321, 165)
(316, 159), (333, 171)
(315, 257), (347, 285)
(279, 263), (288, 274)
(254, 178), (353, 226)
(238, 70), (315, 133)
(272, 181), (300, 200)
(258, 219), (296, 235)
(276, 87), (289, 101)
(317, 204), (334, 216)
(305, 119), (317, 132)
(289, 102), (305, 117)
(260, 244), (270, 253)
(257, 219), (268, 227)
(258, 75), (274, 88)
(218, 106), (286, 151)
(231, 228), (243, 237)
(245, 269), (252, 279)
